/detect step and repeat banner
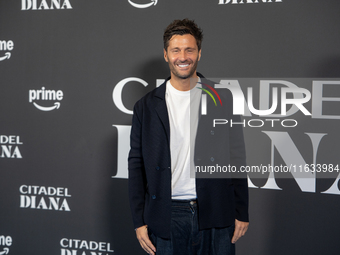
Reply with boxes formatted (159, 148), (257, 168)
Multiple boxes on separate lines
(1, 0), (340, 254)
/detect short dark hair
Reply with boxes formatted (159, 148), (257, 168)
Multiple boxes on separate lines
(163, 19), (203, 51)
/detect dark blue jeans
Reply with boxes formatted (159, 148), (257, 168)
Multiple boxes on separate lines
(149, 200), (235, 255)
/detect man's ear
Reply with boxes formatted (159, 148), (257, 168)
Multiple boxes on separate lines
(198, 49), (201, 61)
(163, 48), (168, 62)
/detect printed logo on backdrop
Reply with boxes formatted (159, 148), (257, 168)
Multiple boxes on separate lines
(111, 77), (340, 196)
(0, 135), (23, 159)
(218, 0), (282, 5)
(128, 0), (157, 8)
(0, 235), (12, 255)
(0, 40), (13, 62)
(60, 238), (114, 255)
(29, 87), (63, 111)
(21, 0), (72, 10)
(20, 185), (71, 211)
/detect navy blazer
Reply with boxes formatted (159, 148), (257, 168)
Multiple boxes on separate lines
(128, 73), (248, 239)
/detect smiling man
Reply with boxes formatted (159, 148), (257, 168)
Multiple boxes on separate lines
(128, 19), (249, 255)
(163, 33), (200, 87)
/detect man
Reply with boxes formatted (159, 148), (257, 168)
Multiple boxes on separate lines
(128, 19), (249, 255)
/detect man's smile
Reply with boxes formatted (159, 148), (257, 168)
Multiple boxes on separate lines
(176, 62), (191, 70)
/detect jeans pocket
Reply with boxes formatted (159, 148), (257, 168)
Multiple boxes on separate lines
(148, 231), (157, 247)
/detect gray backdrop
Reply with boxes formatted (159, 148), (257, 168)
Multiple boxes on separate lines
(1, 0), (340, 254)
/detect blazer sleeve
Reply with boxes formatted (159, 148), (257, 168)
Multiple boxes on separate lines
(128, 100), (147, 229)
(230, 113), (249, 222)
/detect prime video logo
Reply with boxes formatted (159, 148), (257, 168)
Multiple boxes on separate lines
(0, 235), (11, 255)
(29, 87), (63, 111)
(128, 0), (157, 8)
(0, 40), (13, 62)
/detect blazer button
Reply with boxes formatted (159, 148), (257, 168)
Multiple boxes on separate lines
(156, 166), (160, 170)
(152, 195), (156, 199)
(210, 157), (215, 162)
(210, 130), (214, 135)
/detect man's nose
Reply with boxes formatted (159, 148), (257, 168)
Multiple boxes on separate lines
(179, 51), (187, 60)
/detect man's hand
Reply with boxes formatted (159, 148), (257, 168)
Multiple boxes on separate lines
(231, 219), (249, 244)
(136, 225), (156, 255)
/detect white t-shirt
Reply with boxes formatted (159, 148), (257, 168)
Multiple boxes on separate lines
(165, 79), (201, 200)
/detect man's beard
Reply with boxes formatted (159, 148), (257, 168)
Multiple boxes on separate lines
(168, 57), (199, 80)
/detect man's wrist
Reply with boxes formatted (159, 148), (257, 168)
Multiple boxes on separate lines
(135, 225), (147, 231)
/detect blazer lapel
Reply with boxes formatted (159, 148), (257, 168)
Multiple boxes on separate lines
(154, 73), (205, 145)
(154, 81), (170, 144)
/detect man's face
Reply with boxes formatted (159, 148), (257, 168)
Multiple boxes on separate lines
(164, 34), (201, 80)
